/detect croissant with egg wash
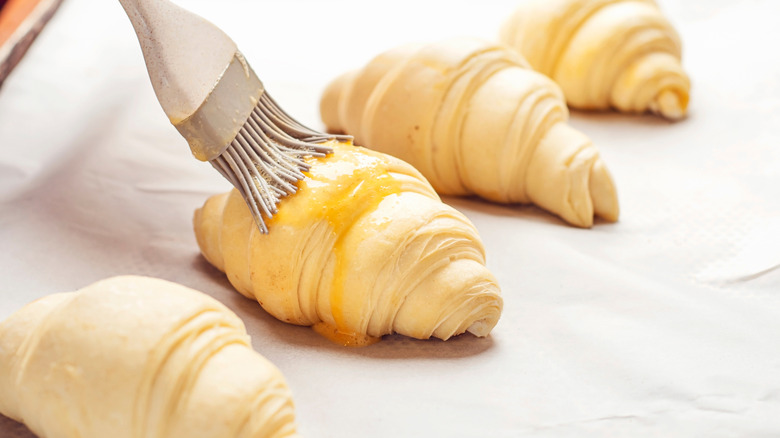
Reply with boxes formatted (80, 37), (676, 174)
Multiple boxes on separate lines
(194, 141), (502, 345)
(500, 0), (690, 119)
(320, 38), (618, 228)
(0, 276), (298, 438)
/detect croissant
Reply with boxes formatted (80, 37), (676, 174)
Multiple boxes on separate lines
(0, 276), (297, 438)
(320, 38), (619, 228)
(500, 0), (690, 119)
(194, 141), (502, 345)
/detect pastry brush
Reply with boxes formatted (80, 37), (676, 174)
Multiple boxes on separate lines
(118, 0), (350, 232)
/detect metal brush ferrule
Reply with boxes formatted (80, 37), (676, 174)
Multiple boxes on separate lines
(174, 51), (262, 162)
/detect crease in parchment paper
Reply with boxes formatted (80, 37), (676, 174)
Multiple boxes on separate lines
(694, 218), (780, 288)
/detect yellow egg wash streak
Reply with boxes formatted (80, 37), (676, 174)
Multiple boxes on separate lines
(270, 141), (401, 346)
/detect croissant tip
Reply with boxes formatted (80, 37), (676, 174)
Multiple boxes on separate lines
(589, 157), (620, 224)
(651, 89), (689, 121)
(466, 318), (498, 337)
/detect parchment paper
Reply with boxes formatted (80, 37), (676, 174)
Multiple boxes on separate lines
(1, 0), (779, 436)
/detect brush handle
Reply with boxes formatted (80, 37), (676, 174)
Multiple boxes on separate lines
(118, 0), (238, 123)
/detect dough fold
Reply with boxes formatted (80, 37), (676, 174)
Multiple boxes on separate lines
(194, 142), (502, 342)
(320, 38), (618, 227)
(0, 276), (298, 438)
(500, 0), (690, 119)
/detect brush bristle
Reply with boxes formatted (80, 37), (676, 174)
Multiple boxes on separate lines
(210, 92), (351, 233)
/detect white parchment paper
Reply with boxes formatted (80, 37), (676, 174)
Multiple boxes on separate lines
(1, 0), (779, 436)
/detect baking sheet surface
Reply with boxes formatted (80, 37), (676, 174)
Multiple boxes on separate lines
(1, 0), (779, 436)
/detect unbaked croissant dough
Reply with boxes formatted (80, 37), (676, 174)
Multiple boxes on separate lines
(500, 0), (690, 119)
(0, 276), (298, 438)
(194, 141), (502, 344)
(320, 38), (618, 228)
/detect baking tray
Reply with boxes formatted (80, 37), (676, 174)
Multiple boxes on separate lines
(0, 0), (64, 87)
